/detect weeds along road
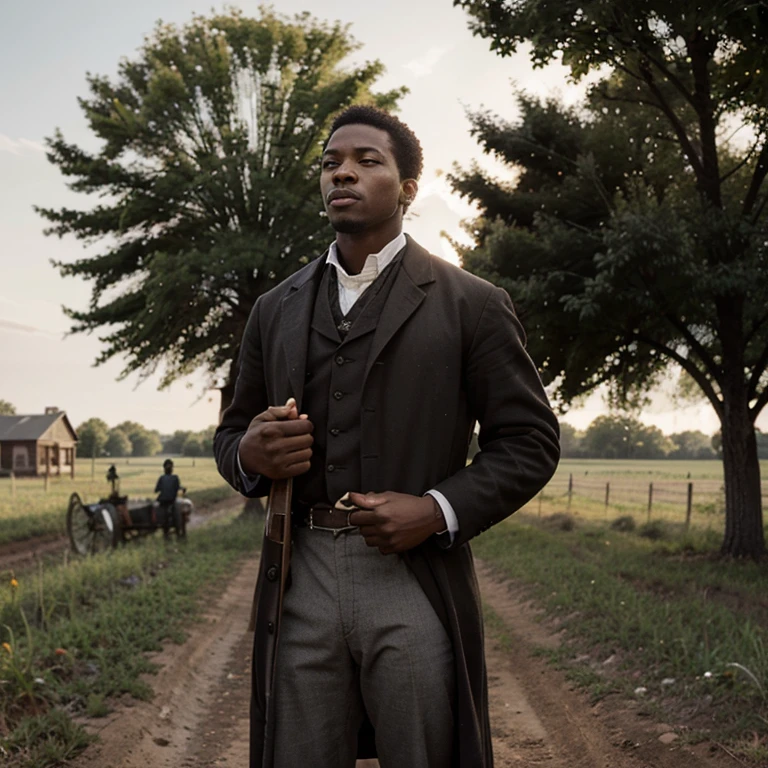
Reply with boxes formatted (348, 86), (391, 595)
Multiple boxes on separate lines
(64, 529), (737, 768)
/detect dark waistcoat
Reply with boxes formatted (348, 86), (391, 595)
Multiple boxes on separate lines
(293, 254), (402, 507)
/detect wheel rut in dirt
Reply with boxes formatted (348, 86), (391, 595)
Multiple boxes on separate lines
(70, 552), (740, 768)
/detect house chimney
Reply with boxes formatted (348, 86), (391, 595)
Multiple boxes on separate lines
(45, 406), (60, 415)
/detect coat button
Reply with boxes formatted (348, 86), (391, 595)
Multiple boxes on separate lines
(266, 564), (279, 582)
(327, 464), (335, 473)
(267, 622), (275, 634)
(330, 428), (340, 436)
(335, 355), (345, 366)
(334, 390), (343, 400)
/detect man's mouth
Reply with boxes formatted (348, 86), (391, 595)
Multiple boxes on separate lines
(327, 189), (361, 208)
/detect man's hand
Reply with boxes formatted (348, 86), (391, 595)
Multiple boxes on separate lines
(347, 491), (446, 555)
(238, 398), (314, 480)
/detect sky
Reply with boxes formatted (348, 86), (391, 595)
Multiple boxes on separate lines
(0, 0), (757, 438)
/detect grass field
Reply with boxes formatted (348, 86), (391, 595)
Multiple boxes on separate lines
(0, 457), (236, 546)
(474, 509), (768, 764)
(0, 511), (258, 768)
(538, 458), (768, 533)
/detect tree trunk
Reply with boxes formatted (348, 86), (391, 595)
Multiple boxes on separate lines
(720, 392), (765, 558)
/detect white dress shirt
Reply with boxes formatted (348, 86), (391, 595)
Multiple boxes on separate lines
(238, 232), (459, 542)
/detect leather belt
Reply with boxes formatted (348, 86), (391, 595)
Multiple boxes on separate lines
(294, 503), (358, 533)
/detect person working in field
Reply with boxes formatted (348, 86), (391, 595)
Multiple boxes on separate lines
(155, 459), (185, 540)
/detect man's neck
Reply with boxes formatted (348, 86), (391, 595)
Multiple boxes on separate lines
(334, 227), (402, 275)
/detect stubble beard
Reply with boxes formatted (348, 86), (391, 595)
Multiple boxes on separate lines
(331, 216), (368, 234)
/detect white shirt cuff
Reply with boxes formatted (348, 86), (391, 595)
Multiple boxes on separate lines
(236, 443), (263, 494)
(425, 489), (458, 545)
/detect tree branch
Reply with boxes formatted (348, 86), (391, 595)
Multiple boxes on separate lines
(743, 141), (768, 217)
(636, 66), (705, 180)
(720, 140), (760, 183)
(635, 333), (723, 417)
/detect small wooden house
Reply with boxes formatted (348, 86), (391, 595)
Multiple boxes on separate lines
(0, 408), (78, 478)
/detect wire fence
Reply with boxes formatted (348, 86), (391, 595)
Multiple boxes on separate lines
(536, 472), (768, 529)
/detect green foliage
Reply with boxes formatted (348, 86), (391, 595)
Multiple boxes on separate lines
(610, 515), (636, 532)
(451, 0), (768, 556)
(0, 400), (16, 416)
(583, 414), (672, 459)
(104, 429), (132, 458)
(38, 8), (405, 403)
(181, 437), (203, 457)
(75, 419), (109, 459)
(668, 430), (716, 460)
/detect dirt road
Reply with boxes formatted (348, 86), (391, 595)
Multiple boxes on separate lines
(68, 551), (741, 768)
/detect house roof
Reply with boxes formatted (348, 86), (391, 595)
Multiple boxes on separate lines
(0, 412), (78, 442)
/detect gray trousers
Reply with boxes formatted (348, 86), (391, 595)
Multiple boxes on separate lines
(273, 526), (455, 768)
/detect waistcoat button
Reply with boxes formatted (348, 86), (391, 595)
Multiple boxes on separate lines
(327, 464), (335, 473)
(333, 390), (343, 400)
(335, 355), (345, 366)
(330, 428), (340, 436)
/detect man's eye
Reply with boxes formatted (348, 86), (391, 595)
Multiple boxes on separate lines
(322, 161), (338, 168)
(360, 158), (379, 165)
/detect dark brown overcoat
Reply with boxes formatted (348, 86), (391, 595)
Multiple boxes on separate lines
(214, 236), (560, 768)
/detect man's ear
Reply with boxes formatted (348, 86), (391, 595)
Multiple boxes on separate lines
(399, 178), (419, 207)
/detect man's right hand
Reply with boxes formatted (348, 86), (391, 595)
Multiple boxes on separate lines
(238, 398), (314, 480)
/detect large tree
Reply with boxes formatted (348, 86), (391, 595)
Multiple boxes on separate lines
(453, 0), (768, 557)
(39, 8), (404, 412)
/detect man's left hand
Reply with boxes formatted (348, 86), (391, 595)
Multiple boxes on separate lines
(347, 491), (446, 555)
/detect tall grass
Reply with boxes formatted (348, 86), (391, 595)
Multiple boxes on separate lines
(0, 512), (260, 768)
(474, 510), (768, 752)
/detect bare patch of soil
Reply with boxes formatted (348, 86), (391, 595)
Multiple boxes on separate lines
(67, 554), (742, 768)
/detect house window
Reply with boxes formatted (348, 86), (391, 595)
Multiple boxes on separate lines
(12, 447), (28, 470)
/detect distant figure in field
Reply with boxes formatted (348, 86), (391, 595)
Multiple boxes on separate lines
(155, 459), (185, 539)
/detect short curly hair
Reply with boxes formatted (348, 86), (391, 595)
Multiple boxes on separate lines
(326, 105), (423, 182)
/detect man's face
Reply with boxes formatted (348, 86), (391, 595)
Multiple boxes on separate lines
(320, 123), (403, 235)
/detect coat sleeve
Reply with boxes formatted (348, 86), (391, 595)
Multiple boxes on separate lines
(433, 285), (560, 549)
(213, 298), (273, 499)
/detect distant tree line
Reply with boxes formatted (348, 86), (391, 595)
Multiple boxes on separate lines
(561, 415), (768, 461)
(75, 418), (215, 459)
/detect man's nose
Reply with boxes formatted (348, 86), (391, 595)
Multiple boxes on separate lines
(332, 162), (357, 183)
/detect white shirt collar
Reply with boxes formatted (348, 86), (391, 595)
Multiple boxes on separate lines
(326, 232), (407, 285)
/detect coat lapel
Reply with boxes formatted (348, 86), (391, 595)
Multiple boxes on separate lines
(363, 236), (435, 386)
(279, 255), (326, 409)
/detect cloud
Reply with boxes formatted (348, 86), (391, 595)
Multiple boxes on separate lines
(403, 47), (450, 78)
(0, 318), (57, 337)
(0, 134), (45, 155)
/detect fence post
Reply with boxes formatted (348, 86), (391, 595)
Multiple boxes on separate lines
(10, 470), (15, 499)
(91, 456), (95, 480)
(604, 482), (610, 516)
(44, 471), (49, 493)
(647, 482), (653, 522)
(567, 474), (573, 512)
(538, 492), (543, 517)
(685, 482), (693, 530)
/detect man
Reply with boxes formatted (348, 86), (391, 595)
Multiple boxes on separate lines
(155, 458), (183, 539)
(214, 106), (560, 768)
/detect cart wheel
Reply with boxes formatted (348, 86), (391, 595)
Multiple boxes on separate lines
(67, 493), (121, 555)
